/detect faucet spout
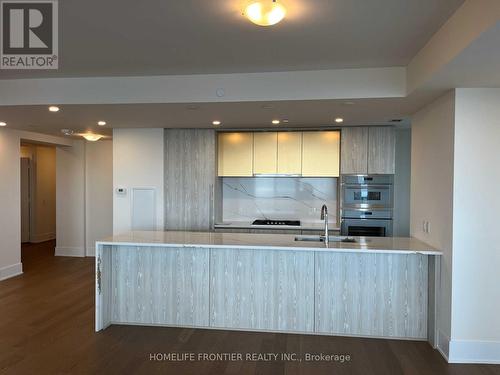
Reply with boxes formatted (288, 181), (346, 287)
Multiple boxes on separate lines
(320, 204), (329, 245)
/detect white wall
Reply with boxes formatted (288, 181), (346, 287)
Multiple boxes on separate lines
(85, 140), (113, 256)
(449, 88), (500, 363)
(411, 91), (455, 358)
(0, 129), (22, 280)
(0, 129), (72, 280)
(113, 129), (164, 234)
(393, 128), (411, 236)
(56, 141), (86, 257)
(32, 145), (56, 243)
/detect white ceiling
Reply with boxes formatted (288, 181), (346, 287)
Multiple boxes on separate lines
(0, 98), (422, 138)
(0, 0), (464, 79)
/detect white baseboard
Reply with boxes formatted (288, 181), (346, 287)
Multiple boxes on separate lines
(55, 246), (85, 257)
(0, 263), (23, 281)
(436, 329), (450, 361)
(30, 232), (56, 243)
(86, 247), (96, 257)
(449, 339), (500, 364)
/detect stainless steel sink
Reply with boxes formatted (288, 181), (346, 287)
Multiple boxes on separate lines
(294, 235), (356, 243)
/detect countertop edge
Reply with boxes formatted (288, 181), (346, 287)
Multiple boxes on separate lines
(95, 241), (442, 256)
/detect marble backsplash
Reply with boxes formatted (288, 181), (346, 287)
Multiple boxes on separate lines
(222, 177), (338, 224)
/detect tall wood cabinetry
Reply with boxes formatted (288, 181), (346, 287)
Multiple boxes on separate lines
(164, 129), (216, 230)
(341, 126), (395, 174)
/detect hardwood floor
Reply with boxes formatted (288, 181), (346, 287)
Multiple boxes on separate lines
(1, 241), (499, 375)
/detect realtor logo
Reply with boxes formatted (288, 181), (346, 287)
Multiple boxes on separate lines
(1, 0), (58, 69)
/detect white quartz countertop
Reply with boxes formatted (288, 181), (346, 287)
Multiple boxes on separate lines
(214, 221), (341, 231)
(97, 231), (442, 255)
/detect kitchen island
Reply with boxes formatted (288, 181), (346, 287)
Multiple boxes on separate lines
(95, 231), (441, 345)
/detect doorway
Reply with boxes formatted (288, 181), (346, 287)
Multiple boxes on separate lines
(20, 143), (57, 247)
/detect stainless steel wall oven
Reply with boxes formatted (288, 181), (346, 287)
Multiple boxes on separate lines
(340, 175), (393, 237)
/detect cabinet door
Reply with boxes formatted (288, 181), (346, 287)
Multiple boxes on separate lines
(218, 132), (253, 176)
(302, 131), (340, 177)
(165, 129), (216, 230)
(277, 132), (302, 175)
(253, 132), (277, 175)
(341, 127), (368, 174)
(368, 127), (395, 174)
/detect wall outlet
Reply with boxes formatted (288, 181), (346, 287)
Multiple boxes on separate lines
(422, 220), (431, 234)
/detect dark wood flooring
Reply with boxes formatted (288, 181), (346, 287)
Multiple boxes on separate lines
(0, 241), (499, 375)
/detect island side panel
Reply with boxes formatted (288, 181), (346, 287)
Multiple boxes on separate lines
(210, 248), (314, 332)
(111, 246), (209, 327)
(315, 252), (428, 339)
(95, 244), (112, 331)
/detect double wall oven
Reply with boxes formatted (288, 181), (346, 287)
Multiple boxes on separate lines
(340, 175), (393, 237)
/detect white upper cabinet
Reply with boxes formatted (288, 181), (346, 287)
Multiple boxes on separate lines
(302, 131), (340, 177)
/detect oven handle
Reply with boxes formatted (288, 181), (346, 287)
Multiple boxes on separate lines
(342, 184), (392, 189)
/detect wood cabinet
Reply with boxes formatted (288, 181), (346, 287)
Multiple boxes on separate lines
(277, 132), (302, 174)
(165, 129), (216, 230)
(253, 132), (277, 174)
(368, 127), (395, 174)
(302, 131), (340, 177)
(340, 126), (395, 175)
(217, 132), (253, 176)
(341, 127), (368, 174)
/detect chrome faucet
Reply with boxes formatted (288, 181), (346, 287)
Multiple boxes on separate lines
(320, 204), (329, 245)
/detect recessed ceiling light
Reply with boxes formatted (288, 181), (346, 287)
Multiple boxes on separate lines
(0, 121), (6, 127)
(97, 121), (106, 126)
(262, 104), (273, 110)
(81, 133), (103, 142)
(334, 117), (344, 123)
(343, 101), (355, 106)
(48, 106), (60, 112)
(245, 1), (286, 26)
(61, 129), (74, 135)
(212, 120), (221, 126)
(272, 119), (280, 125)
(282, 119), (289, 123)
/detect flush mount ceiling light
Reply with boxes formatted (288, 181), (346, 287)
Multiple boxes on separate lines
(81, 133), (104, 142)
(48, 106), (60, 112)
(61, 129), (74, 136)
(272, 119), (280, 125)
(0, 121), (6, 127)
(212, 120), (221, 126)
(97, 121), (106, 126)
(245, 0), (286, 26)
(335, 117), (344, 123)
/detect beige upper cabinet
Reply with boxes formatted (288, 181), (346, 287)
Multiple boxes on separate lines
(277, 132), (302, 175)
(302, 131), (340, 177)
(368, 127), (395, 174)
(218, 132), (253, 176)
(341, 127), (369, 174)
(253, 132), (278, 175)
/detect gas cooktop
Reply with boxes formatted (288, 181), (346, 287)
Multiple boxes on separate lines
(252, 219), (301, 226)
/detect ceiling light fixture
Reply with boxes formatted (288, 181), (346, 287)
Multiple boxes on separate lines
(272, 119), (280, 125)
(48, 106), (60, 112)
(245, 0), (286, 26)
(61, 129), (74, 136)
(81, 133), (103, 142)
(97, 121), (106, 126)
(212, 120), (221, 126)
(335, 117), (344, 123)
(0, 121), (6, 127)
